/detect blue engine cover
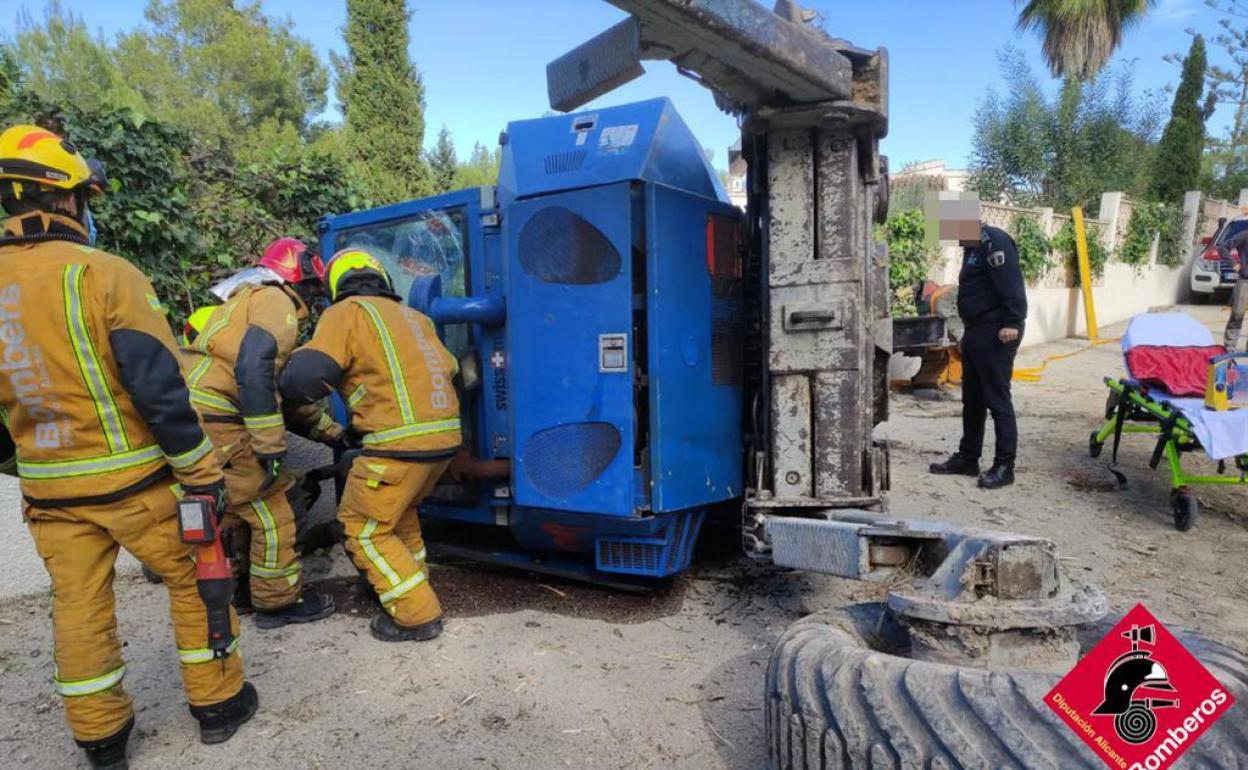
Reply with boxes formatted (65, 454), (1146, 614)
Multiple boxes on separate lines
(498, 97), (729, 207)
(317, 98), (743, 575)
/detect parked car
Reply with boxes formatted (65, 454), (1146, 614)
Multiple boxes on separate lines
(1190, 215), (1248, 302)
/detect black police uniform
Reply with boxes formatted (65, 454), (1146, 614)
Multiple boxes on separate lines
(955, 225), (1028, 468)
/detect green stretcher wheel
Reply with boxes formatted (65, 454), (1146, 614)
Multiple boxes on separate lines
(1172, 491), (1198, 531)
(1089, 431), (1103, 458)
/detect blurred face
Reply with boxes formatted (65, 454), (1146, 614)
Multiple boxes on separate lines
(926, 192), (983, 248)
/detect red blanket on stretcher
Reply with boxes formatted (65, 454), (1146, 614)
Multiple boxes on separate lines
(1125, 345), (1226, 397)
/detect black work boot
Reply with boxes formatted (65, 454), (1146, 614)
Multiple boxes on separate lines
(191, 681), (258, 745)
(978, 462), (1015, 489)
(929, 453), (980, 477)
(254, 587), (336, 630)
(79, 717), (133, 770)
(370, 612), (443, 643)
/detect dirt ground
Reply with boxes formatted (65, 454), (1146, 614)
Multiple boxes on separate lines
(1, 304), (1246, 770)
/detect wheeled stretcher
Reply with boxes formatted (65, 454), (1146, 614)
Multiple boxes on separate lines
(1088, 313), (1248, 531)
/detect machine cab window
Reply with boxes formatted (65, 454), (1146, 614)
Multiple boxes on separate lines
(333, 206), (471, 358)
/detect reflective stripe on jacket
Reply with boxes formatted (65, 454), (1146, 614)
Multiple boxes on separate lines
(280, 296), (461, 457)
(0, 212), (221, 504)
(181, 284), (324, 458)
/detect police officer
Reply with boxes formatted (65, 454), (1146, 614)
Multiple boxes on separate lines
(930, 219), (1028, 489)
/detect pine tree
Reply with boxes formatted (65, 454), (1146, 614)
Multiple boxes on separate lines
(454, 141), (501, 188)
(331, 0), (431, 204)
(1150, 35), (1210, 202)
(428, 125), (457, 194)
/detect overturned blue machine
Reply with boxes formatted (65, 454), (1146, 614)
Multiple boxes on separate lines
(317, 98), (744, 580)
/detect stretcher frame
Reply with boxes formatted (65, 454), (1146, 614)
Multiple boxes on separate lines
(1089, 377), (1248, 531)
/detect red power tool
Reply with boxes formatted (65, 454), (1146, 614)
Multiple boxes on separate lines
(177, 493), (235, 658)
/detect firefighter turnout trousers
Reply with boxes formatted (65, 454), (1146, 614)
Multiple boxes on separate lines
(206, 418), (302, 609)
(338, 457), (450, 627)
(25, 482), (245, 742)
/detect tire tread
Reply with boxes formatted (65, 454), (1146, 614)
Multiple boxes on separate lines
(766, 609), (1248, 770)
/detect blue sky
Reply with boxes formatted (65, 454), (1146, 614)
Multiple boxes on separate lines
(4, 0), (1232, 171)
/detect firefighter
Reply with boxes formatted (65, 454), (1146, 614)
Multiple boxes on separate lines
(279, 249), (461, 642)
(0, 124), (255, 768)
(182, 237), (340, 628)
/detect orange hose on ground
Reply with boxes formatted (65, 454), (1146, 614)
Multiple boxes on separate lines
(1011, 337), (1120, 382)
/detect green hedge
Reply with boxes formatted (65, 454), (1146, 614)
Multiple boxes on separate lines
(1, 74), (365, 321)
(880, 209), (936, 317)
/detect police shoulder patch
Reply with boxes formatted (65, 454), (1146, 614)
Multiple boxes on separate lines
(987, 250), (1006, 268)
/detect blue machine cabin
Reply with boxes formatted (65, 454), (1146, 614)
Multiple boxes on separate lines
(317, 98), (743, 580)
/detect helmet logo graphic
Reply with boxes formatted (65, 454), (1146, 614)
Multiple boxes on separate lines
(1092, 624), (1179, 744)
(15, 130), (57, 150)
(258, 237), (323, 285)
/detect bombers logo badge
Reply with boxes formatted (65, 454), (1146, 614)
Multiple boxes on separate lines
(1046, 604), (1235, 770)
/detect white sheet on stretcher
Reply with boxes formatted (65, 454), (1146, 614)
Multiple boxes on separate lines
(1120, 312), (1248, 461)
(1141, 395), (1248, 461)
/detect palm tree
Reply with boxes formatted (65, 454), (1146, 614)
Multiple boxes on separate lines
(1017, 0), (1157, 81)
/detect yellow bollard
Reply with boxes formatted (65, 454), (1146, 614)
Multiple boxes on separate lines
(1072, 206), (1099, 343)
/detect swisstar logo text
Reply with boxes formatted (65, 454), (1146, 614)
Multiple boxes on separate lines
(1046, 604), (1235, 770)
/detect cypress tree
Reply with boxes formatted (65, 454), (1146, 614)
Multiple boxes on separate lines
(1150, 35), (1208, 202)
(332, 0), (432, 203)
(429, 125), (457, 194)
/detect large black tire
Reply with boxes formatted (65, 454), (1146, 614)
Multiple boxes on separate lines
(765, 604), (1248, 769)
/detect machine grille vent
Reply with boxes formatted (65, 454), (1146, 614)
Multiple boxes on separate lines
(519, 207), (621, 285)
(595, 509), (705, 577)
(544, 149), (587, 174)
(522, 422), (621, 499)
(711, 303), (744, 385)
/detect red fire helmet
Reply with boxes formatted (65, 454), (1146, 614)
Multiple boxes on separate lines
(258, 237), (326, 284)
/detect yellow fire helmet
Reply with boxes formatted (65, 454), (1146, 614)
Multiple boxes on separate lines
(0, 124), (94, 194)
(180, 305), (218, 346)
(325, 248), (395, 301)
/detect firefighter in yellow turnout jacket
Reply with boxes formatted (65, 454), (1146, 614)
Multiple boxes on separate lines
(0, 125), (256, 769)
(280, 249), (461, 642)
(182, 237), (339, 628)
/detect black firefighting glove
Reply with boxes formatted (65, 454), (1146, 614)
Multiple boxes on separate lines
(258, 454), (285, 492)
